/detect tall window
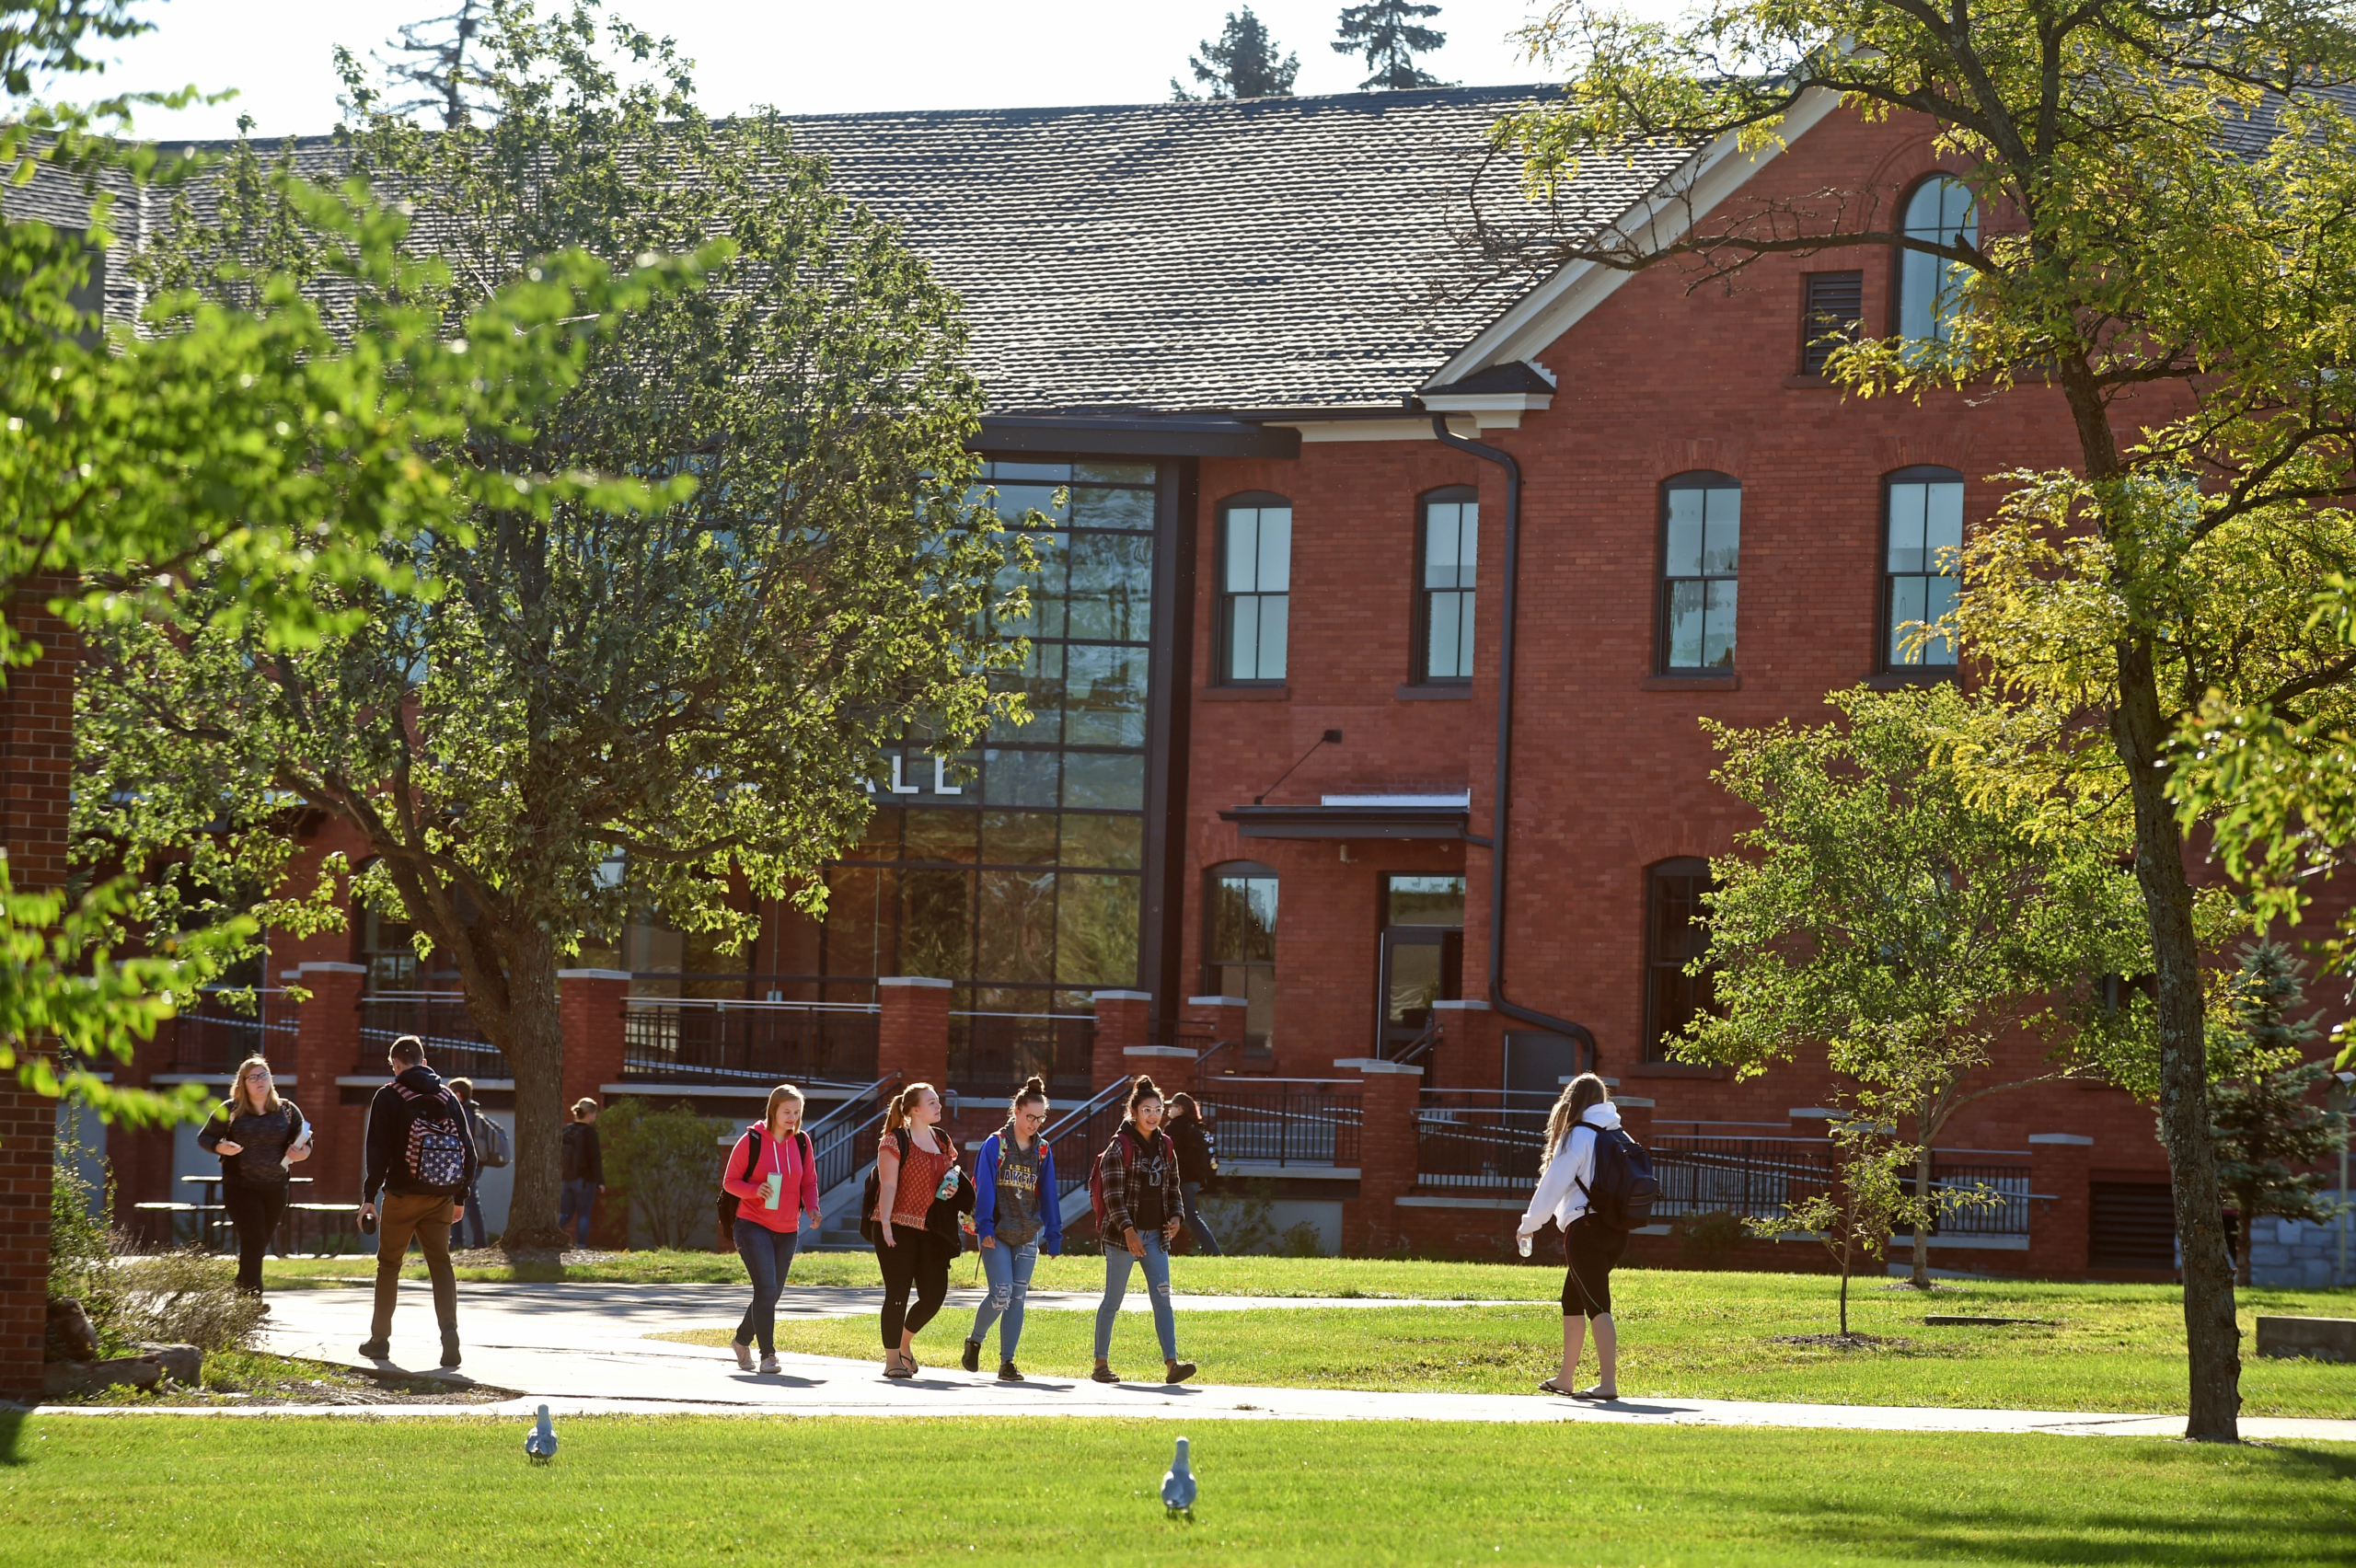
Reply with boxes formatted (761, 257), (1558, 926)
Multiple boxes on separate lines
(1643, 858), (1715, 1062)
(1659, 472), (1740, 671)
(1218, 494), (1291, 683)
(1800, 271), (1864, 375)
(1897, 177), (1977, 346)
(1884, 467), (1964, 669)
(1416, 487), (1478, 682)
(1207, 861), (1278, 1055)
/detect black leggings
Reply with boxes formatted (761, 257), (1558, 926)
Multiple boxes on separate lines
(878, 1226), (953, 1348)
(222, 1181), (286, 1294)
(1562, 1216), (1628, 1318)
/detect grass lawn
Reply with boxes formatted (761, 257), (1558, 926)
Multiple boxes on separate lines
(6, 1413), (2348, 1566)
(648, 1269), (2356, 1418)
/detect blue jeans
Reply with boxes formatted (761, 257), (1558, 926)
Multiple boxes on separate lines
(1095, 1229), (1177, 1363)
(969, 1239), (1041, 1359)
(1181, 1182), (1221, 1256)
(559, 1179), (598, 1247)
(733, 1222), (802, 1355)
(448, 1184), (485, 1251)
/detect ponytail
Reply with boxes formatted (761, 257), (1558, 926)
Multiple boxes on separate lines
(1124, 1073), (1162, 1123)
(884, 1080), (938, 1136)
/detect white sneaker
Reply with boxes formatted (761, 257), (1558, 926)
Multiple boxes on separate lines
(730, 1341), (753, 1371)
(758, 1354), (780, 1375)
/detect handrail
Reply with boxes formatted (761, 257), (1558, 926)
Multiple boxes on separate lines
(1041, 1078), (1129, 1202)
(1389, 1016), (1443, 1066)
(625, 996), (880, 1014)
(804, 1075), (897, 1144)
(1193, 1037), (1237, 1073)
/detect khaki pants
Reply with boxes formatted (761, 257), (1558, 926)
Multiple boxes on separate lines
(371, 1190), (460, 1343)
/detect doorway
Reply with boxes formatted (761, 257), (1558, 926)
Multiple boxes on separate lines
(1377, 874), (1464, 1057)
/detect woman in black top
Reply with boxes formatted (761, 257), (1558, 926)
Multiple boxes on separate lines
(1165, 1092), (1222, 1256)
(195, 1056), (310, 1297)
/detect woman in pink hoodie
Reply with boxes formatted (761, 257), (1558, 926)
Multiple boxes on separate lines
(722, 1084), (822, 1373)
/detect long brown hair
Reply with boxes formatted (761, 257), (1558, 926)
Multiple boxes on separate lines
(764, 1083), (805, 1138)
(884, 1080), (939, 1137)
(1540, 1073), (1611, 1171)
(228, 1056), (280, 1117)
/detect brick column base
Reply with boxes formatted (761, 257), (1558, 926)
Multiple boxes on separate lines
(1346, 1060), (1421, 1257)
(877, 977), (951, 1095)
(1091, 990), (1150, 1092)
(1433, 1000), (1497, 1090)
(0, 1087), (52, 1402)
(2027, 1133), (2093, 1278)
(292, 962), (367, 1205)
(1183, 996), (1248, 1076)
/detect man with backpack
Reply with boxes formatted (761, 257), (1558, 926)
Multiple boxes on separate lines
(359, 1034), (480, 1369)
(1515, 1073), (1658, 1401)
(445, 1077), (504, 1251)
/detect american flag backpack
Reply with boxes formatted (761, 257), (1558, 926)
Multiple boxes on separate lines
(397, 1084), (468, 1192)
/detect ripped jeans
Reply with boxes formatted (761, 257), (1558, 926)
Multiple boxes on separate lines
(1095, 1229), (1178, 1364)
(967, 1238), (1040, 1359)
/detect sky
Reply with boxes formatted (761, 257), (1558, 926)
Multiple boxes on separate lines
(70, 0), (1621, 143)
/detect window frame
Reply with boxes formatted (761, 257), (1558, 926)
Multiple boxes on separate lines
(1893, 175), (1979, 345)
(1879, 465), (1966, 676)
(1656, 471), (1743, 674)
(1798, 270), (1865, 375)
(1215, 491), (1293, 686)
(1204, 859), (1280, 1056)
(1641, 856), (1716, 1064)
(1412, 485), (1479, 686)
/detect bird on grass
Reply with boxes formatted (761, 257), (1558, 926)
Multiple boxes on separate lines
(1161, 1435), (1195, 1520)
(525, 1404), (559, 1464)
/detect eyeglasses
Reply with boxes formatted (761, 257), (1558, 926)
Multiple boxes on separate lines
(243, 1071), (271, 1082)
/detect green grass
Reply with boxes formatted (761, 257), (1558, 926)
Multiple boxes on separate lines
(6, 1413), (2348, 1566)
(46, 1351), (503, 1408)
(653, 1270), (2356, 1417)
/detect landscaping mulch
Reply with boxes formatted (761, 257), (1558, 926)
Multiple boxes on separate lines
(50, 1352), (515, 1408)
(1766, 1333), (1914, 1350)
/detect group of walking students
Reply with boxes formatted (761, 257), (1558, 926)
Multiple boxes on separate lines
(201, 1031), (1634, 1399)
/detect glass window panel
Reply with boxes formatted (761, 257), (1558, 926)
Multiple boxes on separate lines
(1255, 509), (1291, 593)
(1702, 490), (1740, 574)
(1255, 594), (1288, 679)
(899, 869), (974, 980)
(1664, 490), (1705, 576)
(1386, 874), (1466, 927)
(822, 865), (895, 977)
(1387, 941), (1442, 1022)
(1888, 576), (1928, 664)
(1666, 579), (1706, 669)
(1888, 483), (1928, 572)
(1062, 751), (1145, 812)
(1064, 643), (1148, 746)
(983, 484), (1068, 525)
(1225, 510), (1264, 593)
(980, 810), (1057, 865)
(1210, 874), (1278, 963)
(1702, 580), (1738, 667)
(976, 869), (1057, 983)
(982, 747), (1059, 807)
(1225, 594), (1261, 682)
(1065, 533), (1154, 642)
(1425, 502), (1474, 589)
(1901, 179), (1977, 343)
(1072, 461), (1157, 486)
(1059, 813), (1143, 869)
(1923, 574), (1960, 663)
(1055, 873), (1140, 987)
(1426, 592), (1467, 680)
(989, 640), (1063, 744)
(902, 808), (977, 863)
(986, 461), (1070, 482)
(1069, 485), (1155, 529)
(849, 806), (902, 860)
(1924, 480), (1964, 561)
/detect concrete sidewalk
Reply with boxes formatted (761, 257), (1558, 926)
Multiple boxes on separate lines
(36, 1280), (2356, 1444)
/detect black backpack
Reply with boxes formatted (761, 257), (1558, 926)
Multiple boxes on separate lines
(1576, 1124), (1661, 1231)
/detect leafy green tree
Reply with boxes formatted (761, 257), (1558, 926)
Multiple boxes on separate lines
(1502, 0), (2356, 1443)
(0, 0), (671, 1124)
(1684, 685), (2151, 1285)
(82, 2), (1023, 1249)
(1172, 7), (1299, 100)
(1333, 1), (1447, 91)
(2212, 941), (2349, 1284)
(1748, 1108), (1923, 1339)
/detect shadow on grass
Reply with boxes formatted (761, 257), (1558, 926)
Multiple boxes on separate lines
(0, 1408), (22, 1466)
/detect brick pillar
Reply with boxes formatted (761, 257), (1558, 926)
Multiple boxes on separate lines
(1612, 1094), (1655, 1146)
(2027, 1133), (2093, 1278)
(1091, 989), (1151, 1091)
(1124, 1045), (1195, 1096)
(558, 970), (632, 1111)
(1183, 996), (1248, 1075)
(877, 976), (951, 1094)
(0, 1090), (52, 1400)
(292, 962), (368, 1205)
(1433, 999), (1497, 1090)
(1347, 1060), (1422, 1256)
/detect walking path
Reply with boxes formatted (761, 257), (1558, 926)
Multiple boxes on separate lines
(36, 1280), (2356, 1443)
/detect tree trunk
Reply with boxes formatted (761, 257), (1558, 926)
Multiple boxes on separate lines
(2112, 636), (2242, 1442)
(1838, 1233), (1852, 1339)
(1911, 1139), (1934, 1287)
(2234, 1194), (2253, 1287)
(493, 927), (571, 1253)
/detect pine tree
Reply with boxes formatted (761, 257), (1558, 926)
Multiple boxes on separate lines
(365, 1), (493, 129)
(1172, 8), (1299, 101)
(2212, 941), (2350, 1285)
(1333, 0), (1448, 90)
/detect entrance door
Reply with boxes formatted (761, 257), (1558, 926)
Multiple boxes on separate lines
(1376, 874), (1465, 1057)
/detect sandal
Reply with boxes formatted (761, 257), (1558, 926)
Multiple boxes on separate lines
(884, 1353), (915, 1379)
(1571, 1386), (1618, 1401)
(1538, 1377), (1575, 1397)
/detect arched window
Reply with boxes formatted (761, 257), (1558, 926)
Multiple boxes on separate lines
(1218, 493), (1291, 684)
(1643, 857), (1715, 1062)
(1883, 467), (1965, 670)
(1205, 860), (1278, 1054)
(1897, 176), (1977, 345)
(1415, 486), (1478, 683)
(1659, 472), (1740, 672)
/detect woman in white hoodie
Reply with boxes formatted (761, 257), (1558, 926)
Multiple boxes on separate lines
(1515, 1073), (1625, 1399)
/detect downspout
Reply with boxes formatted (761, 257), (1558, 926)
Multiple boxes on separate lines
(1427, 412), (1600, 1068)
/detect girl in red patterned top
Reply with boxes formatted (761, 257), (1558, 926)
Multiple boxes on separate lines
(872, 1081), (967, 1378)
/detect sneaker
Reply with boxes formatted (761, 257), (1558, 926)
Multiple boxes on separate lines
(1164, 1361), (1196, 1385)
(358, 1339), (389, 1360)
(730, 1341), (754, 1371)
(758, 1354), (780, 1375)
(961, 1338), (982, 1374)
(439, 1333), (462, 1370)
(1090, 1365), (1120, 1384)
(998, 1361), (1024, 1382)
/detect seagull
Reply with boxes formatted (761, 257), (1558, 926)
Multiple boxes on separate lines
(1161, 1435), (1195, 1520)
(525, 1404), (558, 1464)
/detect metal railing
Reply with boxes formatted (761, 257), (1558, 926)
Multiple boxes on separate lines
(1043, 1078), (1130, 1204)
(1388, 1016), (1444, 1067)
(1648, 1136), (1837, 1222)
(1904, 1163), (2035, 1239)
(806, 1076), (898, 1198)
(622, 997), (879, 1085)
(948, 1010), (1095, 1100)
(169, 988), (299, 1076)
(357, 992), (510, 1081)
(1412, 1089), (1555, 1189)
(1196, 1082), (1361, 1167)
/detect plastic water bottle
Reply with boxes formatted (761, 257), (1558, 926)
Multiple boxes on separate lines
(1517, 1230), (1533, 1258)
(935, 1163), (963, 1203)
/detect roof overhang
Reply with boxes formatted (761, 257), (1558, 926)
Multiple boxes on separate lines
(976, 413), (1301, 459)
(1420, 85), (1849, 390)
(1221, 793), (1472, 839)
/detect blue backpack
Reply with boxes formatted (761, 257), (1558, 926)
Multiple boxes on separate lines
(1576, 1124), (1660, 1231)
